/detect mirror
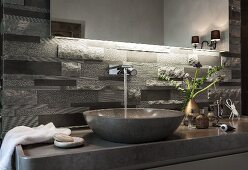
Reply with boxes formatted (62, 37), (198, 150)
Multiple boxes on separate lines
(51, 0), (229, 50)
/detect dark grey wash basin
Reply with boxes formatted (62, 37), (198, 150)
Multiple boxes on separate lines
(83, 108), (184, 144)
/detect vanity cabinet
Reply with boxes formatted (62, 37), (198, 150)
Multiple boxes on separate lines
(150, 152), (248, 170)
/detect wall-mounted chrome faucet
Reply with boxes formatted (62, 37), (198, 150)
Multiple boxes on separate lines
(109, 65), (137, 76)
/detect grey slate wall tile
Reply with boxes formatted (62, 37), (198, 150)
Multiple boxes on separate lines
(4, 60), (61, 76)
(2, 89), (37, 105)
(4, 15), (50, 37)
(2, 115), (38, 133)
(37, 90), (98, 107)
(127, 51), (157, 63)
(4, 40), (58, 58)
(24, 0), (50, 9)
(4, 0), (24, 5)
(58, 44), (104, 61)
(62, 62), (81, 77)
(4, 34), (40, 43)
(4, 7), (50, 19)
(81, 62), (108, 78)
(157, 53), (188, 65)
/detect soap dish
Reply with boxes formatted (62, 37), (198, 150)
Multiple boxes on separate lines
(54, 137), (84, 148)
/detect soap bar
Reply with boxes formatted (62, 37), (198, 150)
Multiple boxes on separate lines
(54, 133), (74, 142)
(54, 137), (85, 148)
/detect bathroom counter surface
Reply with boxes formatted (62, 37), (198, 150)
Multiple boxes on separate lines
(16, 117), (248, 170)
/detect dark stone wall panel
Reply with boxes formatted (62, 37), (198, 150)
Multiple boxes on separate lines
(34, 79), (76, 86)
(2, 89), (37, 105)
(4, 0), (24, 5)
(4, 60), (61, 76)
(38, 113), (87, 128)
(37, 90), (98, 107)
(4, 34), (40, 43)
(4, 7), (49, 19)
(24, 0), (50, 9)
(141, 90), (171, 101)
(4, 15), (50, 37)
(2, 115), (38, 133)
(4, 40), (58, 58)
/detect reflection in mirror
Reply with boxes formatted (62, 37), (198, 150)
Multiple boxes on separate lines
(51, 0), (229, 50)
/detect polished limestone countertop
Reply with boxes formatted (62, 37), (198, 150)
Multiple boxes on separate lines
(16, 117), (248, 170)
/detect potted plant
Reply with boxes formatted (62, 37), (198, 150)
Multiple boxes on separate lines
(159, 62), (223, 115)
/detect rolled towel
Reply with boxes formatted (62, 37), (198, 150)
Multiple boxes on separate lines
(0, 123), (71, 170)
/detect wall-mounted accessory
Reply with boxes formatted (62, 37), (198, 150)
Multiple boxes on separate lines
(191, 36), (200, 49)
(225, 99), (240, 120)
(201, 30), (221, 50)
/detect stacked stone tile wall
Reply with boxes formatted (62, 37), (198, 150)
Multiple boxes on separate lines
(0, 0), (241, 137)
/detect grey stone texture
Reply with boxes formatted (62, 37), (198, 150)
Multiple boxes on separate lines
(0, 0), (241, 137)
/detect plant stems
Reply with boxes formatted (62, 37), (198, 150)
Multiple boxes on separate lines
(190, 68), (199, 99)
(192, 79), (219, 99)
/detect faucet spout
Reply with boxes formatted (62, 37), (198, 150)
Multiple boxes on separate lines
(108, 65), (137, 76)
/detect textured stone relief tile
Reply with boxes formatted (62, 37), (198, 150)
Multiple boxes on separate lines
(127, 51), (157, 63)
(81, 62), (108, 78)
(116, 42), (170, 53)
(3, 74), (41, 80)
(34, 79), (76, 86)
(230, 25), (241, 38)
(141, 90), (171, 101)
(157, 53), (188, 65)
(169, 47), (193, 54)
(85, 39), (117, 49)
(207, 68), (232, 82)
(37, 90), (98, 107)
(3, 79), (34, 88)
(4, 6), (50, 20)
(184, 66), (209, 78)
(24, 0), (50, 9)
(4, 60), (62, 76)
(137, 100), (182, 110)
(125, 62), (158, 78)
(38, 113), (88, 128)
(68, 79), (105, 91)
(158, 66), (185, 78)
(4, 40), (58, 58)
(104, 48), (127, 62)
(170, 90), (184, 101)
(197, 55), (221, 66)
(208, 89), (241, 102)
(146, 80), (182, 88)
(58, 44), (104, 61)
(230, 20), (241, 26)
(128, 88), (141, 101)
(2, 89), (37, 105)
(4, 15), (50, 37)
(2, 104), (49, 116)
(98, 90), (124, 102)
(3, 3), (49, 13)
(2, 115), (38, 133)
(4, 0), (24, 5)
(62, 62), (81, 77)
(232, 69), (241, 79)
(230, 10), (241, 21)
(229, 44), (240, 54)
(4, 34), (40, 43)
(188, 54), (199, 65)
(229, 37), (240, 46)
(193, 50), (220, 57)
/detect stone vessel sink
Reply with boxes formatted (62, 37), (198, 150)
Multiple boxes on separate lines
(83, 108), (184, 144)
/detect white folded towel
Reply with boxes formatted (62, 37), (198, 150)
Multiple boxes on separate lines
(0, 123), (71, 170)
